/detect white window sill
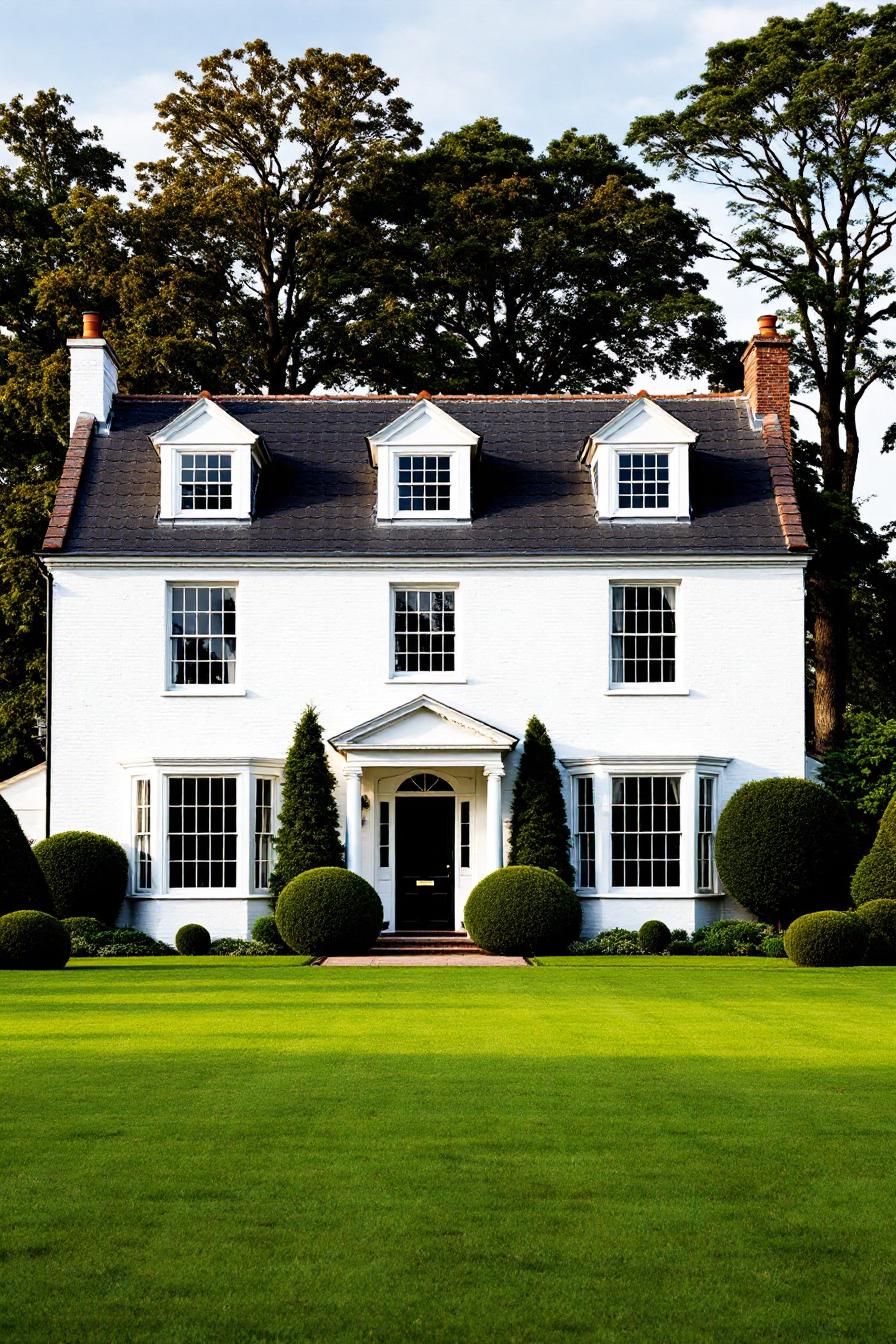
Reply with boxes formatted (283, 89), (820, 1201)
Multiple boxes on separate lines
(131, 891), (246, 901)
(387, 675), (467, 685)
(607, 890), (687, 898)
(377, 517), (472, 527)
(605, 686), (690, 697)
(162, 687), (246, 698)
(158, 515), (252, 526)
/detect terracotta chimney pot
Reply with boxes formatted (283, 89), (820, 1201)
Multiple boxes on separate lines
(757, 313), (778, 337)
(81, 311), (103, 340)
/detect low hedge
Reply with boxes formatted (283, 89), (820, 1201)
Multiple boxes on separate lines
(464, 866), (581, 955)
(667, 940), (694, 956)
(761, 934), (787, 958)
(692, 919), (773, 956)
(638, 920), (671, 954)
(783, 910), (868, 967)
(275, 867), (383, 956)
(0, 910), (70, 969)
(0, 794), (51, 916)
(210, 938), (272, 956)
(33, 831), (128, 924)
(175, 924), (211, 956)
(855, 898), (896, 965)
(567, 929), (642, 956)
(61, 916), (107, 939)
(850, 846), (896, 907)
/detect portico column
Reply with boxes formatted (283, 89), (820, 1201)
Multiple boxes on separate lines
(484, 765), (505, 872)
(344, 765), (363, 875)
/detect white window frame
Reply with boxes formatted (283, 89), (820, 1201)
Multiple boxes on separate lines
(379, 444), (471, 524)
(393, 452), (454, 516)
(569, 772), (597, 893)
(695, 771), (722, 894)
(133, 778), (152, 893)
(253, 775), (278, 894)
(163, 581), (244, 697)
(123, 760), (283, 899)
(608, 580), (682, 694)
(175, 449), (238, 517)
(387, 582), (464, 683)
(581, 396), (696, 521)
(610, 773), (683, 893)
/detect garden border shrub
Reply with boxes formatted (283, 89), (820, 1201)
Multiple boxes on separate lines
(854, 898), (896, 964)
(464, 866), (580, 955)
(850, 846), (896, 907)
(175, 924), (211, 956)
(0, 795), (51, 916)
(33, 831), (128, 924)
(276, 867), (383, 956)
(0, 910), (70, 969)
(783, 910), (868, 967)
(638, 920), (671, 953)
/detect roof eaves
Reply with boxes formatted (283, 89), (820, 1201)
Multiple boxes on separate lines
(42, 414), (95, 552)
(761, 412), (809, 551)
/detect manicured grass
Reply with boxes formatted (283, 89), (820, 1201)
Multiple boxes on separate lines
(1, 959), (894, 1343)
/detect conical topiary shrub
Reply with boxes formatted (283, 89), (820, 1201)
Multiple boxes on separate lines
(0, 794), (50, 916)
(508, 716), (574, 885)
(268, 706), (344, 903)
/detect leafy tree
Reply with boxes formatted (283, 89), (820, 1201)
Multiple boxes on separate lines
(0, 91), (123, 776)
(268, 706), (343, 902)
(508, 716), (574, 885)
(128, 40), (420, 394)
(821, 712), (896, 846)
(629, 3), (896, 753)
(343, 116), (725, 393)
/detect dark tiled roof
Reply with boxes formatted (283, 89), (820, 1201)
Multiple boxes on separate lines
(54, 394), (801, 557)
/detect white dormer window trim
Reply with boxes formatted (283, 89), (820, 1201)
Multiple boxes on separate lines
(366, 398), (480, 525)
(580, 396), (697, 523)
(151, 398), (270, 525)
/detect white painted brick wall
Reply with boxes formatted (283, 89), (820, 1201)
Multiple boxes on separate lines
(47, 560), (806, 937)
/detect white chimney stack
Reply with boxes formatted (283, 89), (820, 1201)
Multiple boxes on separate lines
(67, 311), (118, 435)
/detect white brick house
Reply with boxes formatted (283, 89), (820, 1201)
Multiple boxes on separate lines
(39, 314), (807, 941)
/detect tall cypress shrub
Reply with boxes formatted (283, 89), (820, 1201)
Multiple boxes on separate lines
(0, 794), (51, 915)
(508, 716), (574, 885)
(268, 706), (343, 902)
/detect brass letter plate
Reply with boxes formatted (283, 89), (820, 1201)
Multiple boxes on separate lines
(416, 879), (435, 887)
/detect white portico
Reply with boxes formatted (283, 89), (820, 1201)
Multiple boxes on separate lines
(330, 697), (517, 930)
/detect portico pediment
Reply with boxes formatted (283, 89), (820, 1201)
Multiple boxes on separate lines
(330, 696), (517, 756)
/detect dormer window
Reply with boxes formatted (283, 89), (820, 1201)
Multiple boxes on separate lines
(151, 398), (269, 524)
(179, 452), (233, 511)
(367, 397), (480, 525)
(396, 454), (451, 513)
(580, 396), (697, 522)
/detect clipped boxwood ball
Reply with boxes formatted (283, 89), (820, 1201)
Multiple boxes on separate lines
(638, 920), (671, 954)
(851, 846), (896, 907)
(251, 914), (284, 948)
(464, 865), (581, 956)
(715, 779), (854, 925)
(275, 867), (383, 956)
(175, 923), (211, 956)
(33, 831), (128, 924)
(0, 910), (70, 969)
(855, 898), (896, 965)
(783, 910), (868, 968)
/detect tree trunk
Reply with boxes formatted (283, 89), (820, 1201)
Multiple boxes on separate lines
(812, 568), (848, 756)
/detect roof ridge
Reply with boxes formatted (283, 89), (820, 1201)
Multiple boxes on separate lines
(112, 391), (746, 403)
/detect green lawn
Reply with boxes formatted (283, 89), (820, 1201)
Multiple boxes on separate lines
(1, 958), (894, 1343)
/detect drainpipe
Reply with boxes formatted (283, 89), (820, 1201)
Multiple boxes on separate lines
(35, 556), (52, 839)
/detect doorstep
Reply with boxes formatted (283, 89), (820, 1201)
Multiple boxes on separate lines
(317, 953), (531, 967)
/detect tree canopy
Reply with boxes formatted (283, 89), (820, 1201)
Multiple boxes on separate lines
(628, 3), (896, 750)
(343, 116), (725, 393)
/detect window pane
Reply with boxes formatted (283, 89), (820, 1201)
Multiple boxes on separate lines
(460, 800), (471, 869)
(610, 776), (681, 888)
(135, 778), (151, 891)
(379, 801), (390, 869)
(396, 455), (451, 512)
(574, 776), (596, 889)
(696, 775), (717, 893)
(170, 586), (237, 686)
(393, 590), (456, 674)
(168, 776), (238, 888)
(180, 452), (233, 511)
(254, 778), (274, 891)
(610, 585), (676, 686)
(617, 451), (670, 509)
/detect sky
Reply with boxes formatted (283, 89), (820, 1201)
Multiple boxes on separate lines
(2, 0), (893, 531)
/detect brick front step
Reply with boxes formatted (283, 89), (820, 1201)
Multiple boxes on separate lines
(373, 931), (487, 956)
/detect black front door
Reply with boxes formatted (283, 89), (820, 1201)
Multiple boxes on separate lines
(395, 797), (455, 930)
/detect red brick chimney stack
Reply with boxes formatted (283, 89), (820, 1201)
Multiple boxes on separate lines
(741, 313), (791, 450)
